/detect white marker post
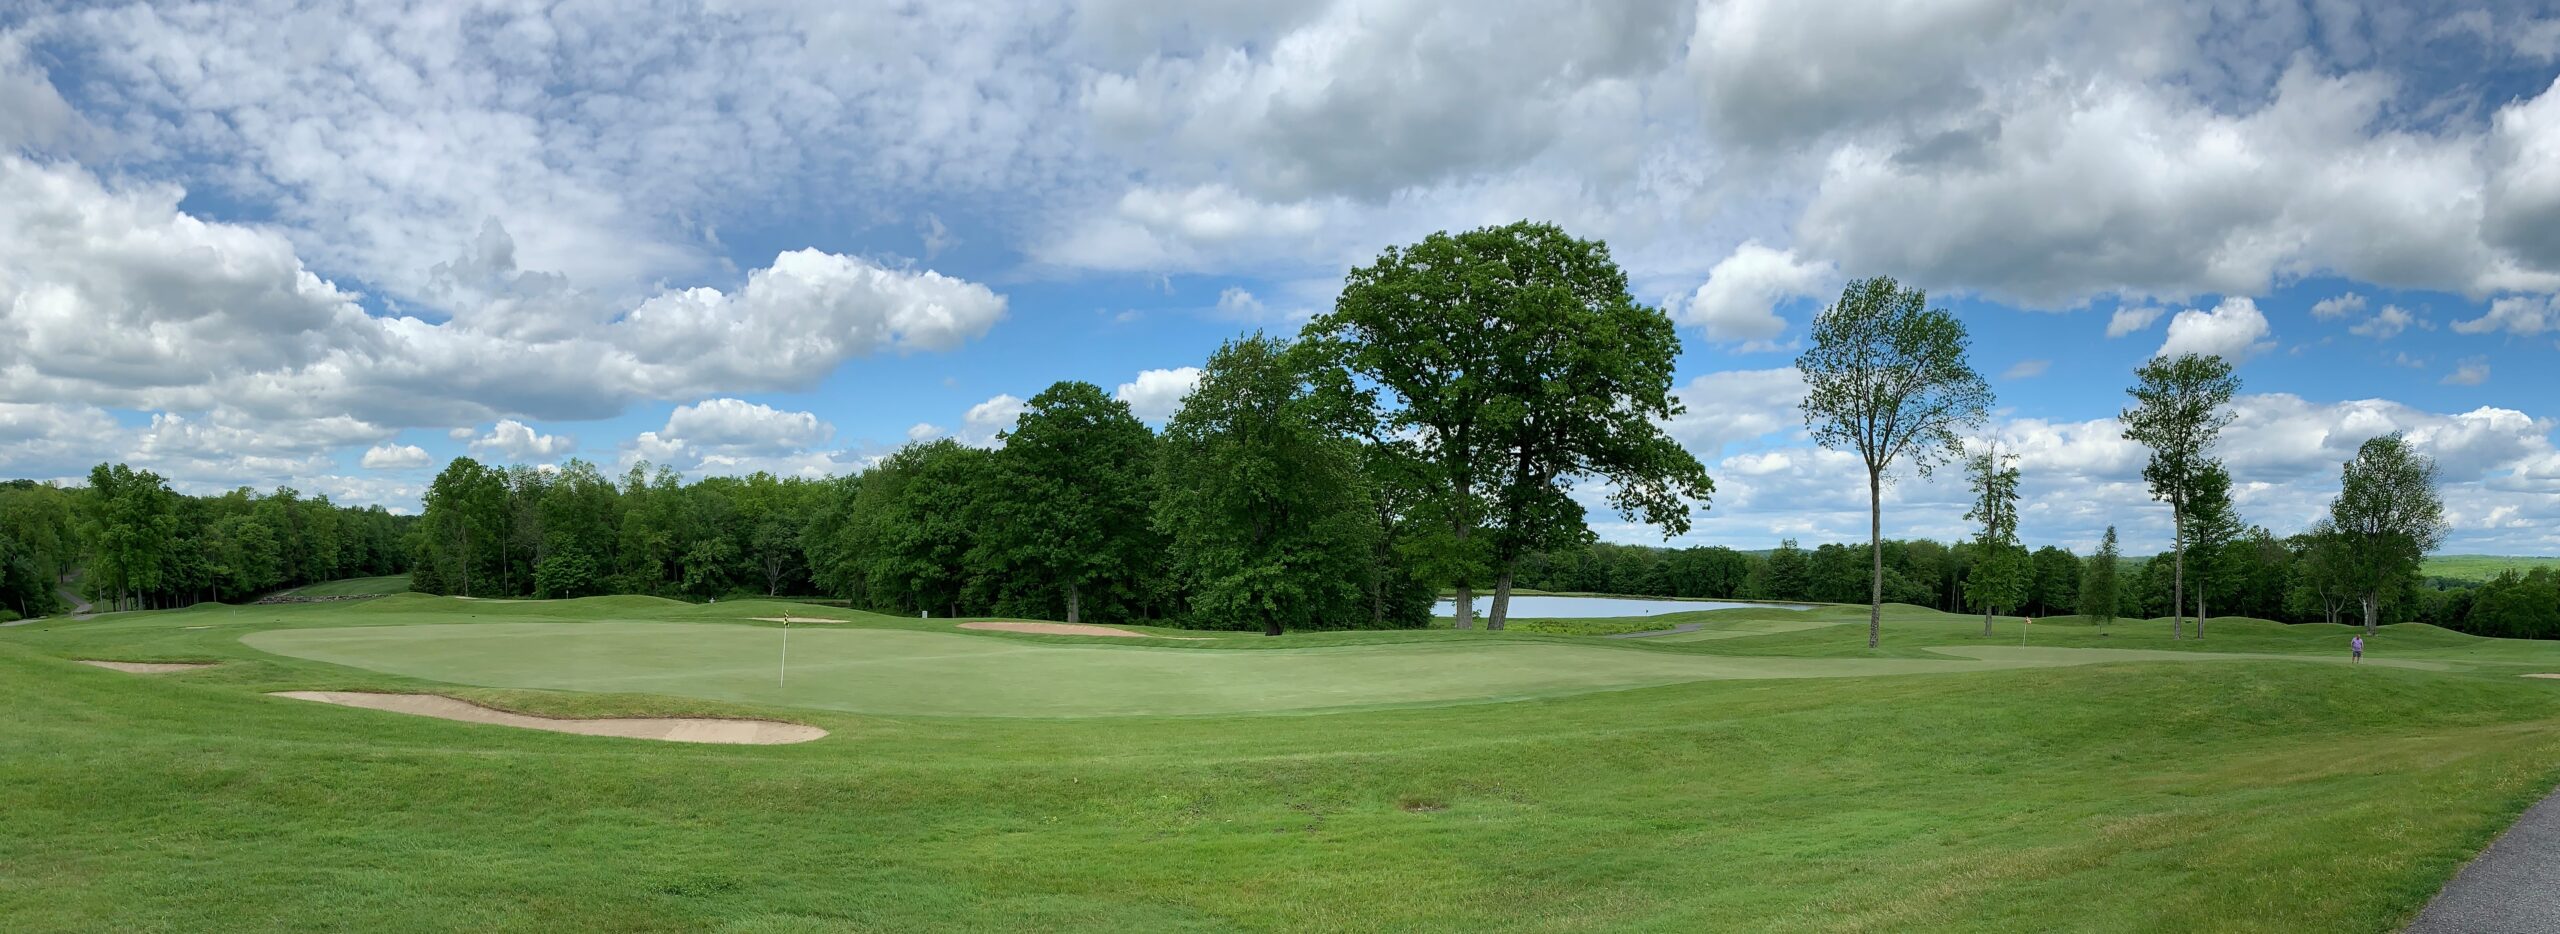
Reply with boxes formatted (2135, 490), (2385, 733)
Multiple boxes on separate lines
(778, 620), (790, 688)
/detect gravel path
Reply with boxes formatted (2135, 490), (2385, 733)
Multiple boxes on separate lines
(1604, 623), (1707, 639)
(2408, 785), (2560, 933)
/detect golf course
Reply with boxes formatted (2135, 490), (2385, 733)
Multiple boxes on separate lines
(9, 592), (2560, 931)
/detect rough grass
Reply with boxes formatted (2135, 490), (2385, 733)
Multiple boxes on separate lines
(282, 574), (413, 597)
(7, 596), (2560, 930)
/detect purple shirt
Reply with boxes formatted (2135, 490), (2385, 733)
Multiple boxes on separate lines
(2352, 637), (2364, 653)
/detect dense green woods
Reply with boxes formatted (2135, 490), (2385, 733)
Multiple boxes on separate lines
(398, 376), (1439, 630)
(0, 470), (409, 620)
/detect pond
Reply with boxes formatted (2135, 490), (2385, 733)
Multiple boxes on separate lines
(1433, 594), (1810, 619)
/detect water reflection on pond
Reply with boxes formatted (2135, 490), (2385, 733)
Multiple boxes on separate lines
(1433, 595), (1810, 618)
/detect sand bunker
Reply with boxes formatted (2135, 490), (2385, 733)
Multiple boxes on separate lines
(79, 660), (218, 674)
(957, 621), (1210, 639)
(2525, 673), (2560, 680)
(268, 691), (826, 744)
(750, 616), (844, 624)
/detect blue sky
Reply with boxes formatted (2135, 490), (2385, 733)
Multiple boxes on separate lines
(3, 1), (2558, 556)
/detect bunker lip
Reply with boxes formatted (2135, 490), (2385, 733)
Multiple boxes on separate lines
(79, 660), (219, 674)
(268, 691), (826, 745)
(957, 621), (1212, 639)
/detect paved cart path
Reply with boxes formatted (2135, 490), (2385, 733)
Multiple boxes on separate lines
(2407, 785), (2560, 933)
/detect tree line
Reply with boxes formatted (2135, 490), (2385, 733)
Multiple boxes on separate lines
(0, 469), (411, 620)
(1793, 276), (2454, 643)
(406, 223), (1710, 634)
(4, 222), (2503, 640)
(1508, 520), (2555, 639)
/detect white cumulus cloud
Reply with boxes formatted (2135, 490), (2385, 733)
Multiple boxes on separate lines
(1676, 242), (1834, 346)
(2106, 306), (2165, 338)
(1115, 367), (1203, 424)
(2158, 297), (2272, 361)
(468, 420), (576, 463)
(360, 444), (431, 470)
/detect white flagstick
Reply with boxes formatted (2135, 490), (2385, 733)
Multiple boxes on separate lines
(778, 621), (790, 688)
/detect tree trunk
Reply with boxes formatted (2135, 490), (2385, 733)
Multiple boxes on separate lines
(1263, 612), (1282, 638)
(2195, 590), (2206, 640)
(1451, 582), (1474, 630)
(1488, 572), (1514, 631)
(1867, 469), (1883, 649)
(1982, 605), (1993, 637)
(2362, 594), (2378, 636)
(2170, 504), (2185, 641)
(1066, 581), (1081, 625)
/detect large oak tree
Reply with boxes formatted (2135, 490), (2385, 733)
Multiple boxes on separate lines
(1308, 221), (1711, 631)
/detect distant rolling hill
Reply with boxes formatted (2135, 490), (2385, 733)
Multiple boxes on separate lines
(2423, 555), (2560, 582)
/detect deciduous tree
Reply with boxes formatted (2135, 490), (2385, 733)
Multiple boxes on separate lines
(2182, 461), (2245, 637)
(1310, 221), (1710, 631)
(1962, 441), (2025, 634)
(2329, 433), (2447, 635)
(1154, 334), (1378, 635)
(2081, 527), (2122, 623)
(1797, 276), (1992, 647)
(2120, 353), (2239, 640)
(977, 381), (1159, 624)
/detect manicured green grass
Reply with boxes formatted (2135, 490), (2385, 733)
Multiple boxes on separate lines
(7, 595), (2560, 930)
(282, 574), (413, 597)
(2424, 554), (2560, 582)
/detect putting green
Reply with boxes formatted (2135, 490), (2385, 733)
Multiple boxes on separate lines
(243, 622), (2443, 718)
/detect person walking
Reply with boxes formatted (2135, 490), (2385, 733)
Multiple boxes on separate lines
(2351, 635), (2364, 665)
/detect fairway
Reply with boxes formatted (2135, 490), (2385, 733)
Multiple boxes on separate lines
(13, 596), (2560, 931)
(247, 619), (2443, 718)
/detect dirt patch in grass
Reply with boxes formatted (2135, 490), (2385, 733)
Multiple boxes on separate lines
(78, 660), (218, 674)
(957, 621), (1210, 639)
(268, 691), (826, 744)
(2524, 673), (2560, 680)
(749, 616), (845, 624)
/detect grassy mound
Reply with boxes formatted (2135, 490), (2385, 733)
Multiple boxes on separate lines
(281, 574), (411, 597)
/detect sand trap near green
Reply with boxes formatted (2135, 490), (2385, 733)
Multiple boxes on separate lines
(243, 622), (2434, 718)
